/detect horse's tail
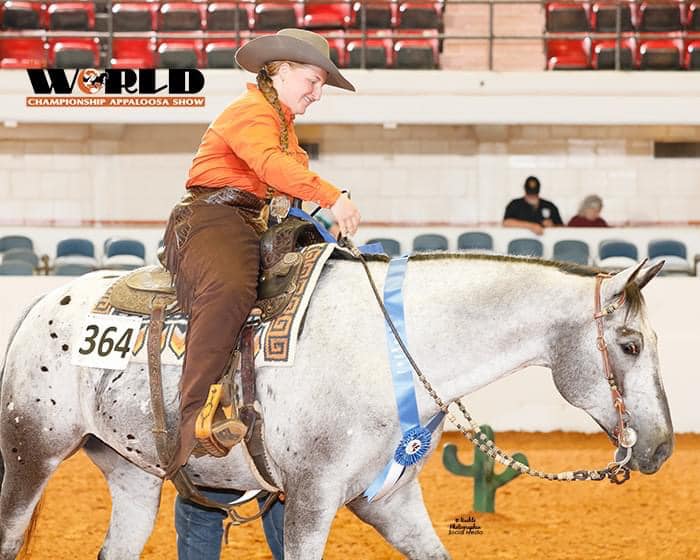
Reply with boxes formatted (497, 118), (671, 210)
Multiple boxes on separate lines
(0, 295), (47, 557)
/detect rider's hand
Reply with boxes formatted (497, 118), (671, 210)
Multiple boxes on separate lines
(330, 193), (361, 237)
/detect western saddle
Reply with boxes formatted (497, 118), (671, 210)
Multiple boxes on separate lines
(108, 217), (325, 522)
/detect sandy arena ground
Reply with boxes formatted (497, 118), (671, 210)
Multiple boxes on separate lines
(22, 431), (699, 559)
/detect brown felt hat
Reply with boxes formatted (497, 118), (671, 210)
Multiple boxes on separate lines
(235, 28), (355, 92)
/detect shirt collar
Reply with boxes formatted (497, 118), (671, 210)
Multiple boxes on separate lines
(247, 83), (295, 123)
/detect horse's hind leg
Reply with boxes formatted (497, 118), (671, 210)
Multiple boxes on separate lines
(0, 435), (77, 559)
(83, 437), (163, 560)
(347, 478), (450, 560)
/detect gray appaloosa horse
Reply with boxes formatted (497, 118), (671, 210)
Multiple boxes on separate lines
(0, 254), (673, 559)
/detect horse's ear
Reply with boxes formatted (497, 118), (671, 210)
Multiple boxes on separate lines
(601, 259), (648, 301)
(635, 260), (664, 290)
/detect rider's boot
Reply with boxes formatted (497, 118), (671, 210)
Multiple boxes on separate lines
(194, 383), (247, 457)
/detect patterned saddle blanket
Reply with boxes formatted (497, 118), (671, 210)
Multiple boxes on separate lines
(92, 243), (335, 367)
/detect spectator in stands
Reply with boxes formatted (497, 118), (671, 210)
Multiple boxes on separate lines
(503, 176), (563, 235)
(568, 195), (609, 227)
(162, 28), (360, 559)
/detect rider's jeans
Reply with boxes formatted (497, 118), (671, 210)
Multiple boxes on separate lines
(175, 489), (285, 560)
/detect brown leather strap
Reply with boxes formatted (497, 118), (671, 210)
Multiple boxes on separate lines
(148, 298), (171, 466)
(240, 325), (256, 406)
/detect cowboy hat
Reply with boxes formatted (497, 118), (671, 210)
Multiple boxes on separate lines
(235, 29), (355, 92)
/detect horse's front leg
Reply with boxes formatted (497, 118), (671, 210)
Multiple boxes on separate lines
(348, 477), (450, 560)
(282, 485), (342, 560)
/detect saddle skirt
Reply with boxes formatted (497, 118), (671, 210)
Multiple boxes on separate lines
(92, 242), (335, 368)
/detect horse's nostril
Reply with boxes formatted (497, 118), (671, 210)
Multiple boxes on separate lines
(653, 441), (671, 464)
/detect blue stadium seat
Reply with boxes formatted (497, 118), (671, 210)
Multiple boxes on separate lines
(1, 248), (39, 268)
(412, 234), (448, 252)
(648, 239), (690, 275)
(55, 238), (98, 270)
(103, 238), (147, 270)
(597, 239), (638, 271)
(366, 237), (401, 256)
(0, 235), (33, 252)
(553, 239), (590, 265)
(457, 231), (493, 251)
(0, 261), (34, 276)
(507, 238), (543, 257)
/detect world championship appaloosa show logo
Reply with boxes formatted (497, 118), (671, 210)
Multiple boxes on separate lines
(26, 68), (206, 108)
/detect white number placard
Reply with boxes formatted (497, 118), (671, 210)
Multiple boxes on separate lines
(72, 313), (143, 370)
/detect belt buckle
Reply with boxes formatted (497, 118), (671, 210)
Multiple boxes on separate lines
(269, 195), (291, 223)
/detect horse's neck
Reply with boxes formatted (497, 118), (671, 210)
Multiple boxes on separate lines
(402, 257), (593, 409)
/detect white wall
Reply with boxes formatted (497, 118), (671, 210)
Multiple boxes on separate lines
(2, 123), (700, 229)
(1, 275), (697, 433)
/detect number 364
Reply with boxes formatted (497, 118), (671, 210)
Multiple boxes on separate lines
(78, 325), (134, 358)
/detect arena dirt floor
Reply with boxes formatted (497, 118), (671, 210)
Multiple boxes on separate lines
(25, 431), (699, 559)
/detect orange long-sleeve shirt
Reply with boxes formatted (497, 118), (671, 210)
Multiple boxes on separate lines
(186, 84), (341, 209)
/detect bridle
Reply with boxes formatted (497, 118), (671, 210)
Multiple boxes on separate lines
(345, 240), (638, 484)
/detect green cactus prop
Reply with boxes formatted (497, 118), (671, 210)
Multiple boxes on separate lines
(442, 424), (529, 513)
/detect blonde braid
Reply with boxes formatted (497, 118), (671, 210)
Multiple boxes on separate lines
(256, 64), (289, 153)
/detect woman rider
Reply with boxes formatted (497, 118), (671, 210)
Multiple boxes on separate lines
(163, 28), (361, 480)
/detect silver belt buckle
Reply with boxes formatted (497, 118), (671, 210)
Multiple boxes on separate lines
(269, 195), (291, 222)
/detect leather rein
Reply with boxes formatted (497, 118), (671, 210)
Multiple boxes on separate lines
(343, 240), (637, 484)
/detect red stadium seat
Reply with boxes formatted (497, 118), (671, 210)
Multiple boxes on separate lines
(394, 29), (438, 68)
(304, 1), (353, 29)
(591, 37), (637, 69)
(206, 2), (254, 31)
(638, 1), (682, 32)
(158, 2), (205, 31)
(157, 39), (204, 68)
(546, 38), (591, 70)
(252, 1), (303, 31)
(0, 1), (44, 30)
(590, 2), (634, 32)
(48, 37), (100, 67)
(351, 1), (397, 29)
(639, 37), (683, 69)
(0, 37), (47, 68)
(346, 29), (393, 68)
(546, 3), (589, 32)
(46, 1), (95, 31)
(686, 40), (700, 69)
(396, 1), (442, 29)
(112, 2), (158, 32)
(110, 38), (156, 68)
(318, 30), (346, 67)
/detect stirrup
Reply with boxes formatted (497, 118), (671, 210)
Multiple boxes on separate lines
(195, 384), (247, 458)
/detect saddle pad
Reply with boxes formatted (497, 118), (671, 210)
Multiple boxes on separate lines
(91, 243), (335, 368)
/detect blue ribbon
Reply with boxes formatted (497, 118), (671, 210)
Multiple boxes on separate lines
(364, 256), (445, 501)
(287, 206), (385, 255)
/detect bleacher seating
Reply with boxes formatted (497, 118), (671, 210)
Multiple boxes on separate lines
(366, 237), (401, 256)
(457, 231), (493, 251)
(54, 238), (98, 270)
(552, 239), (590, 265)
(0, 261), (34, 276)
(102, 238), (146, 270)
(351, 0), (396, 29)
(413, 233), (448, 252)
(46, 1), (95, 31)
(346, 29), (394, 68)
(507, 238), (544, 257)
(111, 38), (156, 68)
(396, 2), (443, 30)
(1, 248), (39, 268)
(304, 0), (352, 29)
(158, 2), (205, 31)
(546, 3), (589, 32)
(546, 38), (591, 70)
(48, 37), (100, 68)
(639, 38), (683, 70)
(597, 239), (638, 271)
(592, 37), (636, 70)
(112, 2), (158, 32)
(207, 2), (253, 31)
(253, 1), (304, 31)
(0, 37), (46, 68)
(648, 239), (691, 274)
(394, 29), (438, 69)
(687, 40), (700, 70)
(0, 235), (34, 253)
(1, 1), (43, 30)
(157, 39), (205, 68)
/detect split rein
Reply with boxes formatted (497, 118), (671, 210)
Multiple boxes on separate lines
(341, 239), (636, 485)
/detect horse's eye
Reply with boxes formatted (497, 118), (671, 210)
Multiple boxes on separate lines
(622, 342), (640, 356)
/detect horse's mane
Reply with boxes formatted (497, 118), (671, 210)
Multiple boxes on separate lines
(408, 251), (644, 318)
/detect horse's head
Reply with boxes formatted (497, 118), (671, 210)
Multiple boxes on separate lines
(551, 260), (673, 474)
